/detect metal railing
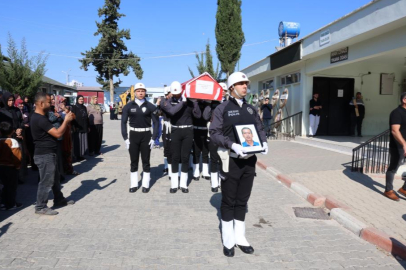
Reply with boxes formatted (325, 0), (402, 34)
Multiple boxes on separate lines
(268, 111), (302, 140)
(351, 129), (390, 174)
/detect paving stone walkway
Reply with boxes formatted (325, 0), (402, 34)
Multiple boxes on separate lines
(0, 119), (404, 269)
(260, 140), (406, 248)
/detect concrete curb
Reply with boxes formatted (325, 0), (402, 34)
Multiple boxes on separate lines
(257, 158), (406, 260)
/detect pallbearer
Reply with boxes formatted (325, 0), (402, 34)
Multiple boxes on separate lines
(210, 72), (268, 257)
(121, 83), (159, 193)
(203, 82), (228, 192)
(161, 81), (201, 193)
(192, 100), (210, 181)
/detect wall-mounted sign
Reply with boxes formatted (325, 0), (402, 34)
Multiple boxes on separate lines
(331, 47), (348, 64)
(337, 89), (344, 97)
(320, 29), (330, 47)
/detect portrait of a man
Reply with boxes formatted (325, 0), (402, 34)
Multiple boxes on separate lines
(241, 127), (260, 147)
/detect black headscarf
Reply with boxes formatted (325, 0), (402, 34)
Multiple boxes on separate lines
(72, 95), (89, 132)
(0, 92), (21, 130)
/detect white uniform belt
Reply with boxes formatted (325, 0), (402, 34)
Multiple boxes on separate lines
(172, 125), (192, 128)
(129, 127), (152, 132)
(193, 126), (208, 130)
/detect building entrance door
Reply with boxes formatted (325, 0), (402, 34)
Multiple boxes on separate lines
(313, 77), (354, 136)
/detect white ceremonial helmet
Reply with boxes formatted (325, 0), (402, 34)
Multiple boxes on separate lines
(227, 72), (250, 90)
(219, 82), (228, 91)
(164, 86), (171, 95)
(134, 82), (146, 91)
(170, 81), (182, 95)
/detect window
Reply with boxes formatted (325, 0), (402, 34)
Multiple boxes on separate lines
(280, 72), (300, 85)
(261, 79), (274, 90)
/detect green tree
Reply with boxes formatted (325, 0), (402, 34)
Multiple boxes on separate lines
(79, 0), (143, 103)
(0, 34), (47, 99)
(215, 0), (245, 77)
(188, 39), (222, 81)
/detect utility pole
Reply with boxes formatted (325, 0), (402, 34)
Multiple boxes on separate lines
(62, 69), (71, 84)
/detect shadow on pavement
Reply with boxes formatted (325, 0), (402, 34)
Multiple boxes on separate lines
(101, 144), (120, 154)
(68, 177), (116, 203)
(342, 166), (406, 202)
(0, 222), (12, 238)
(210, 193), (223, 243)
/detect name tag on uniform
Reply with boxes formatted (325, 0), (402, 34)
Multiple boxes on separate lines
(228, 110), (240, 117)
(131, 108), (137, 112)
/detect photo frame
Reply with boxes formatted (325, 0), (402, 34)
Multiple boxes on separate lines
(233, 124), (264, 154)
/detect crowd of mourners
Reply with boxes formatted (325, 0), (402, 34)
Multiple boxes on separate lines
(0, 91), (104, 211)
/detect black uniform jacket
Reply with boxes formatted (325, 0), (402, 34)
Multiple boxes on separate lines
(209, 97), (266, 149)
(161, 97), (201, 126)
(121, 100), (159, 141)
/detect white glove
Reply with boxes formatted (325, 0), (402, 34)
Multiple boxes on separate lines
(261, 142), (268, 155)
(125, 139), (130, 150)
(231, 143), (247, 158)
(148, 139), (155, 150)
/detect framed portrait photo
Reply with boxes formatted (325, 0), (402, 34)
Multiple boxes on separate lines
(234, 124), (264, 154)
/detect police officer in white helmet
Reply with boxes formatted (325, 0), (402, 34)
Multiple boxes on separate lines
(161, 81), (201, 193)
(210, 72), (268, 257)
(121, 83), (159, 193)
(157, 87), (173, 178)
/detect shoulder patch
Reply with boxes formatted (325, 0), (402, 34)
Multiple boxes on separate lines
(247, 107), (254, 115)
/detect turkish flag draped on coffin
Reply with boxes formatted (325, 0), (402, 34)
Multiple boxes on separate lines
(181, 72), (222, 101)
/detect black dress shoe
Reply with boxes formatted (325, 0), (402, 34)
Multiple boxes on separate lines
(129, 187), (138, 193)
(236, 244), (254, 254)
(204, 176), (210, 180)
(211, 187), (218, 193)
(169, 188), (177, 193)
(181, 188), (189, 193)
(142, 187), (150, 193)
(193, 176), (200, 181)
(223, 246), (235, 257)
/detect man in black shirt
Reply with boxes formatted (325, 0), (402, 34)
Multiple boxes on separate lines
(121, 83), (159, 193)
(261, 98), (273, 137)
(349, 92), (365, 137)
(309, 93), (322, 137)
(385, 92), (406, 201)
(31, 92), (75, 215)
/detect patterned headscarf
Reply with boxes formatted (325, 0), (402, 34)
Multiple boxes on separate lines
(89, 96), (101, 112)
(54, 95), (66, 113)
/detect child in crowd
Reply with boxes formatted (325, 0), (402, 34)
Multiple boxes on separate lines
(0, 121), (23, 210)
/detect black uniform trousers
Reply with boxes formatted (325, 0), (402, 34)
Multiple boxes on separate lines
(192, 129), (209, 164)
(208, 138), (220, 173)
(171, 127), (193, 173)
(221, 155), (257, 222)
(162, 124), (172, 164)
(129, 130), (151, 173)
(385, 146), (406, 192)
(350, 115), (363, 136)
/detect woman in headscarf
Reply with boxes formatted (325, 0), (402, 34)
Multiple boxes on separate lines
(55, 95), (79, 175)
(0, 92), (23, 137)
(71, 95), (89, 161)
(87, 96), (103, 156)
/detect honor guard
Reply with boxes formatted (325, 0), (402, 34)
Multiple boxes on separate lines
(161, 81), (201, 193)
(203, 82), (229, 192)
(121, 83), (159, 193)
(192, 100), (210, 181)
(158, 87), (173, 178)
(210, 72), (268, 257)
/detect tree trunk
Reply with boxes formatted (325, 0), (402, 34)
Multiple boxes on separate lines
(109, 77), (114, 106)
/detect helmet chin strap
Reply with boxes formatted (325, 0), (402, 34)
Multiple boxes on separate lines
(232, 86), (243, 99)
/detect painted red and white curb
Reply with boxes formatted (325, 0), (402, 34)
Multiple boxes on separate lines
(257, 158), (406, 260)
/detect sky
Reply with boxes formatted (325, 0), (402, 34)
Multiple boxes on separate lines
(0, 0), (372, 88)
